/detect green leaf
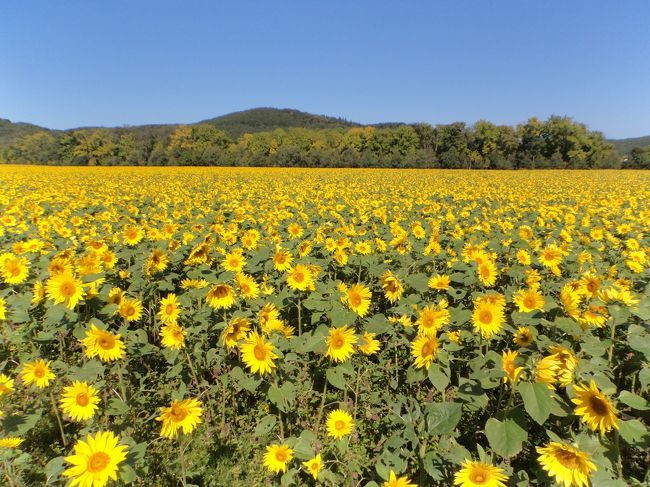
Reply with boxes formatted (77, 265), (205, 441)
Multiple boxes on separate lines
(68, 359), (105, 382)
(618, 390), (649, 410)
(44, 456), (65, 483)
(3, 412), (41, 435)
(617, 419), (650, 447)
(107, 398), (129, 416)
(326, 366), (349, 390)
(425, 402), (462, 435)
(427, 364), (449, 392)
(254, 415), (277, 436)
(518, 382), (554, 425)
(484, 417), (527, 458)
(119, 464), (138, 483)
(268, 382), (297, 413)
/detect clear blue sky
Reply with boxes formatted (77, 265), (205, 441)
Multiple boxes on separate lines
(1, 1), (649, 138)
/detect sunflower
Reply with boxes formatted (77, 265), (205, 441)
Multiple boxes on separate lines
(417, 302), (449, 336)
(536, 442), (596, 487)
(512, 288), (545, 313)
(302, 453), (323, 480)
(326, 326), (357, 362)
(63, 431), (128, 487)
(516, 249), (531, 265)
(146, 248), (169, 275)
(106, 287), (124, 305)
(0, 297), (5, 319)
(258, 304), (284, 334)
(513, 326), (534, 347)
(447, 330), (462, 344)
(0, 437), (24, 449)
(571, 380), (619, 433)
(235, 272), (260, 299)
(158, 293), (181, 325)
(81, 325), (126, 362)
(0, 253), (29, 284)
(536, 346), (578, 389)
(477, 260), (498, 287)
(471, 299), (505, 339)
(273, 249), (293, 272)
(453, 460), (509, 487)
(160, 323), (186, 350)
(21, 359), (55, 388)
(206, 283), (237, 310)
(286, 264), (314, 292)
(122, 225), (144, 246)
(156, 398), (203, 438)
(222, 249), (246, 272)
(240, 331), (277, 375)
(326, 409), (354, 439)
(538, 244), (563, 268)
(118, 298), (142, 322)
(428, 274), (450, 291)
(60, 381), (100, 421)
(223, 317), (251, 349)
(345, 283), (372, 317)
(411, 334), (439, 369)
(381, 271), (404, 303)
(383, 470), (418, 487)
(358, 332), (381, 355)
(0, 374), (14, 395)
(45, 271), (85, 309)
(264, 444), (294, 474)
(502, 350), (523, 384)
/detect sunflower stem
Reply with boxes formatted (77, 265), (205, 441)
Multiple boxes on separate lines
(184, 349), (200, 390)
(116, 362), (127, 402)
(608, 317), (616, 367)
(297, 295), (302, 336)
(315, 378), (328, 434)
(179, 436), (188, 487)
(614, 429), (623, 477)
(49, 390), (67, 447)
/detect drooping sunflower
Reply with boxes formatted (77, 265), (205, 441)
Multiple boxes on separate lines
(302, 453), (323, 480)
(358, 331), (381, 355)
(536, 346), (578, 389)
(158, 293), (181, 325)
(206, 283), (237, 310)
(345, 283), (372, 317)
(411, 334), (439, 370)
(513, 326), (534, 347)
(63, 431), (128, 487)
(81, 325), (126, 362)
(60, 381), (100, 421)
(536, 442), (596, 487)
(326, 409), (354, 439)
(502, 350), (523, 384)
(383, 470), (418, 487)
(571, 380), (619, 433)
(240, 331), (278, 375)
(326, 326), (358, 363)
(45, 271), (85, 310)
(21, 359), (55, 388)
(512, 288), (545, 313)
(471, 299), (505, 339)
(428, 274), (450, 291)
(453, 460), (509, 487)
(264, 444), (294, 474)
(0, 374), (14, 395)
(222, 316), (251, 349)
(156, 398), (203, 439)
(160, 323), (186, 350)
(380, 271), (404, 303)
(118, 298), (143, 322)
(417, 302), (449, 336)
(286, 264), (314, 292)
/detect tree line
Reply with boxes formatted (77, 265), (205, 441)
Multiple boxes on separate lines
(1, 116), (644, 168)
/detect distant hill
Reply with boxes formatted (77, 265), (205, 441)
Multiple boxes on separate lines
(199, 107), (360, 139)
(0, 118), (50, 146)
(607, 135), (650, 154)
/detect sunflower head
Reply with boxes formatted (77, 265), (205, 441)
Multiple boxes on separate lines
(326, 326), (357, 363)
(536, 442), (596, 487)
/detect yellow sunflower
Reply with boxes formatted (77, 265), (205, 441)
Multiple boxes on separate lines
(326, 326), (357, 363)
(326, 409), (354, 439)
(235, 272), (260, 299)
(0, 253), (29, 285)
(81, 325), (126, 362)
(264, 444), (294, 474)
(118, 298), (143, 322)
(0, 437), (24, 449)
(222, 316), (251, 349)
(272, 249), (293, 272)
(302, 453), (323, 480)
(471, 299), (505, 339)
(411, 334), (439, 370)
(156, 398), (203, 438)
(63, 431), (128, 487)
(60, 381), (100, 421)
(45, 271), (85, 309)
(358, 331), (381, 355)
(453, 460), (509, 487)
(381, 271), (404, 303)
(477, 260), (498, 287)
(0, 374), (14, 395)
(345, 283), (372, 317)
(240, 331), (277, 375)
(512, 288), (545, 313)
(428, 274), (451, 291)
(383, 470), (418, 487)
(571, 380), (619, 433)
(160, 323), (186, 350)
(536, 442), (596, 487)
(286, 264), (315, 292)
(21, 359), (55, 388)
(222, 249), (246, 272)
(0, 297), (6, 319)
(206, 283), (237, 310)
(502, 350), (523, 384)
(122, 225), (144, 246)
(513, 326), (534, 347)
(417, 302), (449, 336)
(158, 293), (181, 325)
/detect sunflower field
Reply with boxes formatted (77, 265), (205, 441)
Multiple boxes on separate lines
(0, 166), (649, 487)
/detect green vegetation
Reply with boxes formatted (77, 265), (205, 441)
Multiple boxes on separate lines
(0, 109), (645, 168)
(608, 135), (650, 155)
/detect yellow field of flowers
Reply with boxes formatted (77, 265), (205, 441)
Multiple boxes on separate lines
(1, 166), (649, 487)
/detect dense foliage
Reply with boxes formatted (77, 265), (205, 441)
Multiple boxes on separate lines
(1, 114), (639, 168)
(1, 167), (649, 486)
